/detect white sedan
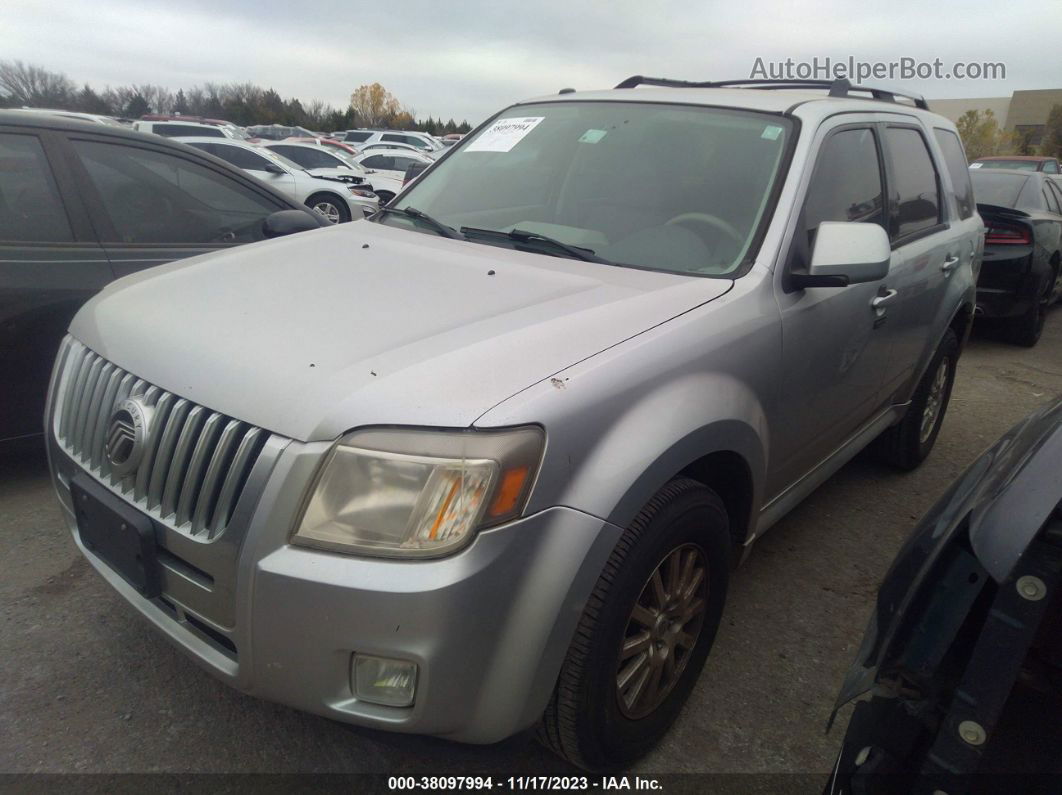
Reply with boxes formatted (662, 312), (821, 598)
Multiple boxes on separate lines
(263, 141), (404, 204)
(355, 149), (436, 186)
(174, 137), (378, 223)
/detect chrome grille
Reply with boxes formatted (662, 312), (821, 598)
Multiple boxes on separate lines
(55, 339), (268, 540)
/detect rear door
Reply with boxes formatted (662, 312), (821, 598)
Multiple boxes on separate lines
(361, 154), (401, 180)
(0, 127), (111, 440)
(63, 136), (291, 277)
(874, 122), (976, 403)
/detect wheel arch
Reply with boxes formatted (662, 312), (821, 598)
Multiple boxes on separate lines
(604, 420), (764, 554)
(948, 298), (975, 352)
(304, 191), (350, 221)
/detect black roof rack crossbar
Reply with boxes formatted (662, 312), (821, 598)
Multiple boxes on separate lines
(614, 76), (929, 110)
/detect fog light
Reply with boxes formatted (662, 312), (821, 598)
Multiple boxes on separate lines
(353, 654), (418, 707)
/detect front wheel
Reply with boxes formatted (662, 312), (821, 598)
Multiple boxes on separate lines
(375, 190), (395, 205)
(306, 193), (351, 224)
(875, 328), (958, 470)
(538, 478), (730, 770)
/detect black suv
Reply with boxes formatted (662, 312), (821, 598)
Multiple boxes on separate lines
(0, 111), (326, 442)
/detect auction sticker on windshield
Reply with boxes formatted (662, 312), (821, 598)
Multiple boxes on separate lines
(465, 117), (544, 152)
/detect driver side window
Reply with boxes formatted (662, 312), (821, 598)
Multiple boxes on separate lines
(71, 140), (282, 244)
(803, 127), (886, 246)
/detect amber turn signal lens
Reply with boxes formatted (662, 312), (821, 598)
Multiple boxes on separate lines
(488, 466), (530, 517)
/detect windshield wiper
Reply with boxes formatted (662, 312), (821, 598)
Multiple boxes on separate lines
(460, 226), (614, 265)
(374, 206), (464, 240)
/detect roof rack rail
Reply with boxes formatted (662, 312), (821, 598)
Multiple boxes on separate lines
(614, 76), (929, 110)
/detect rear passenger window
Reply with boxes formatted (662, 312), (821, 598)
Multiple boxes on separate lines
(803, 127), (885, 243)
(0, 133), (73, 243)
(363, 155), (393, 170)
(932, 129), (975, 220)
(199, 144), (272, 171)
(883, 127), (941, 240)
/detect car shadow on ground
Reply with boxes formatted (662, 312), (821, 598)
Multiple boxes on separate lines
(0, 436), (49, 482)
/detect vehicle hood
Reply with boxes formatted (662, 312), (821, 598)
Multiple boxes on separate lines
(70, 221), (732, 442)
(831, 398), (1062, 716)
(304, 167), (362, 182)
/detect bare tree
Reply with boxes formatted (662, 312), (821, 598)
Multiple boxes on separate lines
(135, 84), (175, 115)
(305, 99), (331, 129)
(0, 60), (75, 107)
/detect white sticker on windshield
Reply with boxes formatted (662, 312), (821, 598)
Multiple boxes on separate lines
(761, 124), (783, 141)
(465, 117), (544, 152)
(579, 129), (608, 144)
(969, 162), (983, 168)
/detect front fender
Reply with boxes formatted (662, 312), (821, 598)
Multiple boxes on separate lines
(475, 291), (777, 538)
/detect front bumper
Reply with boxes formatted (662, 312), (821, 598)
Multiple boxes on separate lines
(345, 194), (379, 218)
(49, 427), (622, 743)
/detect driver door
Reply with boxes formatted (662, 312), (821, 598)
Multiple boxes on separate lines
(768, 120), (897, 497)
(65, 136), (287, 277)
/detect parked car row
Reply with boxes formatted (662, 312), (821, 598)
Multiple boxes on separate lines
(338, 128), (447, 155)
(129, 116), (435, 211)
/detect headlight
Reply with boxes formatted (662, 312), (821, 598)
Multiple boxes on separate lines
(292, 427), (544, 558)
(347, 186), (378, 199)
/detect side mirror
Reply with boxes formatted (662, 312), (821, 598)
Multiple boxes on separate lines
(792, 221), (891, 288)
(262, 209), (329, 238)
(262, 162), (286, 175)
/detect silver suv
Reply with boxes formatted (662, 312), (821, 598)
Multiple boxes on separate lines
(46, 77), (980, 769)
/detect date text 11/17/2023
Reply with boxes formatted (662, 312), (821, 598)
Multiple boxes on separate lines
(386, 776), (664, 791)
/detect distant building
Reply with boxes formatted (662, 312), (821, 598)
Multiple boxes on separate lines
(928, 89), (1062, 146)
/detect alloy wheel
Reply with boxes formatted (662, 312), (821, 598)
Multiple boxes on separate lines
(615, 543), (707, 719)
(919, 357), (950, 444)
(313, 201), (341, 224)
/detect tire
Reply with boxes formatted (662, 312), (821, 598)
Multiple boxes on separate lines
(376, 191), (395, 205)
(538, 478), (731, 770)
(306, 193), (350, 224)
(875, 328), (958, 470)
(1008, 277), (1050, 347)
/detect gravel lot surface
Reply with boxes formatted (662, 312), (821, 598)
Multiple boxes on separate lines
(2, 310), (1060, 788)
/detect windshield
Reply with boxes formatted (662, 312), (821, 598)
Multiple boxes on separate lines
(390, 102), (792, 275)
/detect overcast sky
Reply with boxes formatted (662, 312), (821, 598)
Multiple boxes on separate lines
(4, 0), (1060, 124)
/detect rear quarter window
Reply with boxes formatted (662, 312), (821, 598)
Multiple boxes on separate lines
(932, 129), (975, 220)
(0, 133), (74, 243)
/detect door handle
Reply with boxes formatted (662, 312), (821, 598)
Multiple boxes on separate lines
(871, 288), (898, 309)
(942, 255), (960, 272)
